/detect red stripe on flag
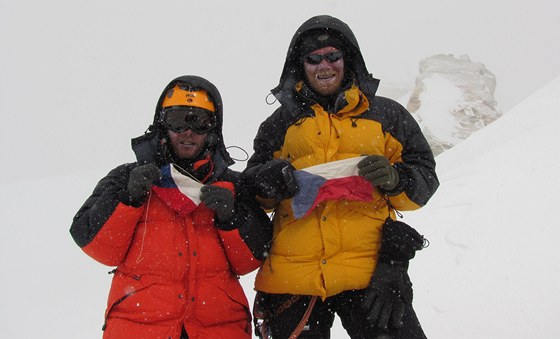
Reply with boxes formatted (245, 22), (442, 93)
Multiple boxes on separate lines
(303, 176), (373, 217)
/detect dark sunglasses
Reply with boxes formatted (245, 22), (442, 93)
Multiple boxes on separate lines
(161, 107), (217, 134)
(303, 51), (344, 65)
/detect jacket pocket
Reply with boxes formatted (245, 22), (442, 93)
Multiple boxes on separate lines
(106, 271), (184, 324)
(194, 276), (250, 330)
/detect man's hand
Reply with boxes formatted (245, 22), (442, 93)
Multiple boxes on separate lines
(128, 163), (162, 202)
(244, 160), (299, 201)
(200, 185), (236, 224)
(357, 155), (399, 191)
(361, 262), (413, 329)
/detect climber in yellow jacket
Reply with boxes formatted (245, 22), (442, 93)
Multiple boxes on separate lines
(243, 15), (439, 338)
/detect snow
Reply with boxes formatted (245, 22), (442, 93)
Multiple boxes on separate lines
(406, 75), (560, 338)
(2, 1), (560, 338)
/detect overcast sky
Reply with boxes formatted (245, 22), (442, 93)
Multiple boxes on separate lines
(2, 0), (559, 184)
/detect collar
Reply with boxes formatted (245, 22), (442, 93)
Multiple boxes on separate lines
(296, 82), (369, 116)
(171, 153), (214, 184)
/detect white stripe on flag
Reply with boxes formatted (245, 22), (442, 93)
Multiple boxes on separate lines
(298, 156), (366, 179)
(170, 165), (204, 205)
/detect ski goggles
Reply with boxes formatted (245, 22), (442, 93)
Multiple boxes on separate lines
(161, 107), (217, 134)
(303, 51), (344, 65)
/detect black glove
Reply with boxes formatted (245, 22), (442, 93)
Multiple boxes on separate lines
(127, 163), (162, 202)
(357, 155), (399, 191)
(200, 185), (236, 226)
(378, 218), (425, 264)
(362, 262), (412, 329)
(362, 218), (425, 328)
(244, 159), (299, 201)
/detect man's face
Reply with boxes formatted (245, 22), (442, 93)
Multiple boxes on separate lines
(167, 129), (207, 159)
(303, 46), (345, 97)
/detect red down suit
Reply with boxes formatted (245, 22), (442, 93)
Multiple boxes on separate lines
(71, 75), (272, 338)
(70, 162), (270, 339)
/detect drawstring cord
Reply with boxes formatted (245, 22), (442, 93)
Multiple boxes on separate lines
(383, 195), (402, 219)
(226, 145), (249, 162)
(135, 191), (152, 264)
(265, 93), (277, 105)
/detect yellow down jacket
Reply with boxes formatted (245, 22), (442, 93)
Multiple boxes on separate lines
(248, 84), (439, 300)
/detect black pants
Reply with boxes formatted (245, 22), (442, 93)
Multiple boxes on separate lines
(260, 290), (427, 339)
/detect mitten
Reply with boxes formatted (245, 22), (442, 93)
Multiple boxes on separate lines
(200, 185), (236, 225)
(127, 163), (162, 202)
(357, 155), (399, 191)
(361, 262), (413, 329)
(378, 218), (425, 264)
(244, 160), (299, 200)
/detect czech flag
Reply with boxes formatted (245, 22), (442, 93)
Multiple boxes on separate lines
(152, 164), (203, 217)
(291, 156), (374, 219)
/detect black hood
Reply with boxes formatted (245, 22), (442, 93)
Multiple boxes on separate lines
(271, 15), (380, 108)
(132, 75), (234, 167)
